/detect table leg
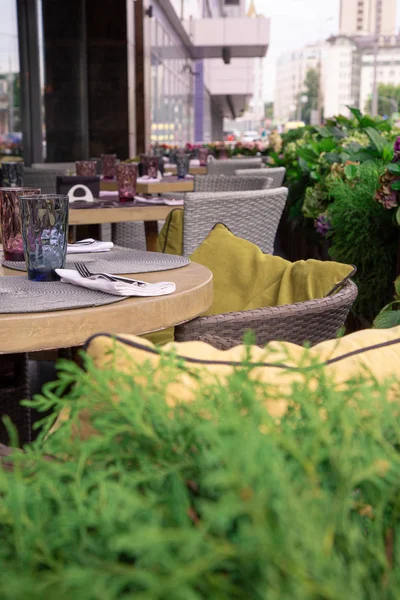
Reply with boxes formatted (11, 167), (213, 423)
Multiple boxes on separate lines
(144, 221), (159, 252)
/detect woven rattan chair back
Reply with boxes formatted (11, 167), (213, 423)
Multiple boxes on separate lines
(183, 187), (288, 256)
(207, 158), (262, 176)
(175, 279), (358, 348)
(22, 168), (64, 194)
(235, 167), (286, 188)
(193, 174), (272, 192)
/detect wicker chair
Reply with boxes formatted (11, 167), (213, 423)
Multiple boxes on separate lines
(0, 354), (31, 446)
(31, 162), (74, 173)
(193, 174), (272, 192)
(23, 168), (63, 194)
(111, 222), (147, 251)
(175, 279), (358, 347)
(207, 158), (262, 176)
(182, 187), (288, 256)
(235, 167), (286, 188)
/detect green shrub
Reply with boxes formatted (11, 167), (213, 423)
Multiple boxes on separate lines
(327, 161), (398, 326)
(1, 352), (400, 599)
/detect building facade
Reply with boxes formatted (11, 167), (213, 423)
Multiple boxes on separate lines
(0, 0), (269, 163)
(275, 28), (400, 124)
(274, 45), (320, 123)
(339, 0), (397, 36)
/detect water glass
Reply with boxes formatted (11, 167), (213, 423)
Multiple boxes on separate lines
(141, 155), (159, 179)
(116, 163), (138, 202)
(101, 154), (117, 179)
(20, 194), (69, 281)
(1, 162), (23, 187)
(76, 160), (97, 177)
(198, 147), (209, 167)
(0, 187), (41, 261)
(176, 153), (190, 179)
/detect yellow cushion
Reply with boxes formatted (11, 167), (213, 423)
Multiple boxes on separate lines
(85, 326), (400, 417)
(190, 224), (355, 316)
(151, 223), (354, 345)
(156, 209), (183, 255)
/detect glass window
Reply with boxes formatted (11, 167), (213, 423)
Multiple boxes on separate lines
(0, 0), (22, 158)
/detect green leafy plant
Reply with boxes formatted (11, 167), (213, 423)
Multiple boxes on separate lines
(327, 161), (398, 326)
(373, 276), (400, 328)
(1, 352), (400, 598)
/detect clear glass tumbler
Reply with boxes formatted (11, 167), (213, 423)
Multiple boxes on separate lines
(0, 187), (41, 261)
(1, 162), (23, 187)
(20, 194), (69, 281)
(176, 153), (190, 179)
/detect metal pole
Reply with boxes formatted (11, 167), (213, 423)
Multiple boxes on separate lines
(371, 0), (380, 116)
(317, 40), (323, 125)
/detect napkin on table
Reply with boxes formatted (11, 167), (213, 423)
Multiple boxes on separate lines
(56, 269), (176, 297)
(137, 176), (162, 183)
(67, 239), (114, 254)
(134, 196), (183, 206)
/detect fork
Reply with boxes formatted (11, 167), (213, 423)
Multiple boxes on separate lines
(74, 262), (146, 286)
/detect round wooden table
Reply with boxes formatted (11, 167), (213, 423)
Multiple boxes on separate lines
(0, 262), (213, 354)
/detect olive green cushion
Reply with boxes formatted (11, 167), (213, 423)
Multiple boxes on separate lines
(149, 223), (355, 345)
(156, 209), (183, 255)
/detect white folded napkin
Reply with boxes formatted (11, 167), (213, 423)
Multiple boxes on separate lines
(137, 176), (162, 183)
(67, 239), (114, 254)
(99, 190), (119, 197)
(190, 159), (200, 166)
(134, 196), (183, 206)
(56, 269), (176, 297)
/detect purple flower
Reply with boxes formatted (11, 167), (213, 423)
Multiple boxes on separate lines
(394, 137), (400, 153)
(314, 214), (332, 237)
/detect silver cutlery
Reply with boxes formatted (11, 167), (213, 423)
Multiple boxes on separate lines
(74, 262), (146, 286)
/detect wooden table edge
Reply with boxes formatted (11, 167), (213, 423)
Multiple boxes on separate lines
(0, 262), (213, 354)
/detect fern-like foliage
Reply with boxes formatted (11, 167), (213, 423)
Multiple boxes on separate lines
(0, 351), (400, 598)
(327, 161), (398, 325)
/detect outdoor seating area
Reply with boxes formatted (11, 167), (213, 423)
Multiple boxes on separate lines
(3, 0), (400, 595)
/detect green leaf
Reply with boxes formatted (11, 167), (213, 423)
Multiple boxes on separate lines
(314, 126), (331, 138)
(298, 156), (309, 172)
(394, 277), (400, 298)
(391, 180), (400, 191)
(365, 127), (387, 154)
(396, 206), (400, 226)
(373, 309), (400, 329)
(387, 163), (400, 174)
(344, 164), (358, 180)
(324, 152), (341, 164)
(319, 138), (336, 153)
(348, 106), (362, 122)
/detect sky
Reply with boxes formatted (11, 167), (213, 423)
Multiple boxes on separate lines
(248, 0), (400, 102)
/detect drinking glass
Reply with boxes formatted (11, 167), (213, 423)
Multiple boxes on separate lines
(76, 160), (97, 177)
(141, 155), (159, 179)
(1, 162), (23, 187)
(176, 153), (190, 179)
(20, 194), (69, 281)
(101, 154), (117, 179)
(116, 163), (138, 202)
(0, 187), (41, 261)
(198, 147), (209, 167)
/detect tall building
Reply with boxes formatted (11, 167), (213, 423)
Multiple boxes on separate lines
(274, 33), (400, 124)
(274, 45), (320, 123)
(339, 0), (397, 36)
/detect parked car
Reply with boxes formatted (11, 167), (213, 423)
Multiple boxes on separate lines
(223, 129), (240, 142)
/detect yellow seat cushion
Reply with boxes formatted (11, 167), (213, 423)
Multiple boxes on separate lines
(156, 209), (183, 255)
(84, 326), (400, 418)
